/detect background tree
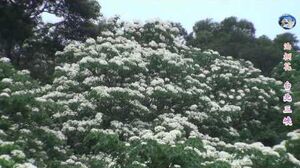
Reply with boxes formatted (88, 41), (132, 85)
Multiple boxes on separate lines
(186, 19), (219, 51)
(273, 33), (299, 50)
(187, 17), (255, 56)
(1, 20), (299, 167)
(1, 7), (300, 167)
(272, 50), (300, 126)
(0, 0), (101, 83)
(0, 0), (36, 63)
(187, 17), (299, 76)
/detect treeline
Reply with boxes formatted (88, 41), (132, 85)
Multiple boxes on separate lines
(0, 0), (299, 82)
(186, 17), (299, 75)
(0, 0), (102, 82)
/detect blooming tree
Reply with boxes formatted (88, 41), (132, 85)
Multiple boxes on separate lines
(0, 20), (299, 167)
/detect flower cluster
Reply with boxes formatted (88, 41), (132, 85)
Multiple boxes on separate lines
(0, 19), (299, 167)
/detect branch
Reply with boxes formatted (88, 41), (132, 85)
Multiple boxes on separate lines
(30, 1), (49, 18)
(8, 0), (16, 5)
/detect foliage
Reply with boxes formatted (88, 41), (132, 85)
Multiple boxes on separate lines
(0, 0), (101, 83)
(272, 51), (300, 126)
(187, 17), (299, 76)
(0, 19), (300, 167)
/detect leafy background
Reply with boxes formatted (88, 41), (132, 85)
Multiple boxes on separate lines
(0, 0), (299, 168)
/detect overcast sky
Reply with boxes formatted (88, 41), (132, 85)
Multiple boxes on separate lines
(44, 0), (300, 40)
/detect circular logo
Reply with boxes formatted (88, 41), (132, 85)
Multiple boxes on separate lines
(279, 14), (296, 30)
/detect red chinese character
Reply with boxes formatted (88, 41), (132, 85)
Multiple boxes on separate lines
(284, 81), (292, 92)
(283, 93), (292, 102)
(283, 105), (292, 114)
(283, 62), (292, 71)
(282, 116), (293, 126)
(283, 42), (292, 51)
(283, 52), (292, 61)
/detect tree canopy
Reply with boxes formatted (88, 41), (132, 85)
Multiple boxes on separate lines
(187, 17), (299, 76)
(1, 20), (300, 168)
(0, 0), (101, 82)
(1, 2), (300, 167)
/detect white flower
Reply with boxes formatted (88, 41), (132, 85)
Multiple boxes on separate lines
(18, 70), (30, 75)
(0, 154), (11, 160)
(154, 126), (166, 132)
(287, 131), (300, 140)
(150, 78), (164, 86)
(1, 78), (13, 84)
(11, 150), (26, 159)
(40, 126), (66, 141)
(15, 163), (37, 168)
(295, 102), (300, 107)
(149, 41), (158, 47)
(35, 97), (47, 102)
(86, 38), (96, 44)
(0, 92), (10, 98)
(95, 113), (103, 121)
(0, 57), (10, 63)
(174, 164), (181, 168)
(288, 153), (300, 166)
(273, 140), (286, 151)
(189, 104), (198, 110)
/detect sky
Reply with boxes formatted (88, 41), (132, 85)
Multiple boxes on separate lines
(44, 0), (300, 40)
(99, 0), (300, 40)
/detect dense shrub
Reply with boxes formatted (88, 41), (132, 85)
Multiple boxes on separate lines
(1, 20), (299, 167)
